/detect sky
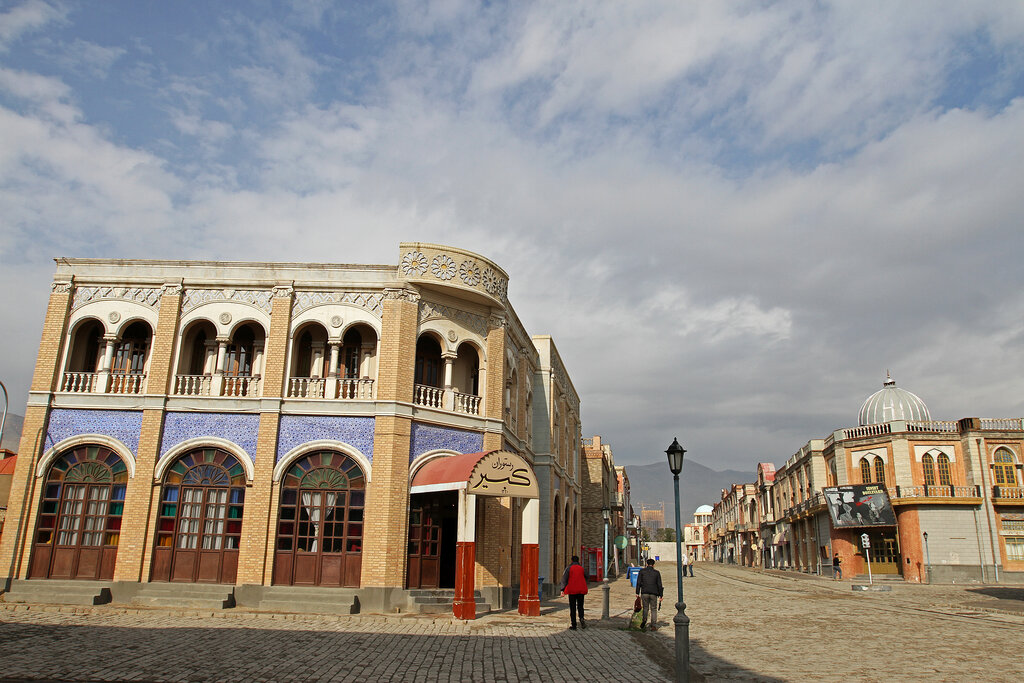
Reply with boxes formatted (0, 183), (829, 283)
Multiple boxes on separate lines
(2, 0), (1024, 473)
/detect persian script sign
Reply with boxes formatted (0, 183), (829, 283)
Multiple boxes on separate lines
(467, 450), (539, 499)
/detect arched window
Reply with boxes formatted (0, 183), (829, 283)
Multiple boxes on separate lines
(860, 458), (872, 484)
(152, 448), (246, 584)
(274, 451), (365, 587)
(414, 336), (442, 387)
(921, 453), (936, 487)
(994, 449), (1017, 486)
(937, 454), (952, 486)
(30, 445), (128, 580)
(873, 456), (886, 485)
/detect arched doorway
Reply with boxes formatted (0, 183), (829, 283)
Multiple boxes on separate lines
(151, 448), (246, 584)
(273, 451), (365, 587)
(29, 445), (128, 580)
(407, 491), (458, 589)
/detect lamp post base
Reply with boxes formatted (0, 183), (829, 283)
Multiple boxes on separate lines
(674, 601), (690, 682)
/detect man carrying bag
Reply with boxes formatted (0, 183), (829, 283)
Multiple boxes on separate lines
(635, 559), (663, 631)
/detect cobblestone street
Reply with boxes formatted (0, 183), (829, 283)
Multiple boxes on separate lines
(2, 563), (1023, 682)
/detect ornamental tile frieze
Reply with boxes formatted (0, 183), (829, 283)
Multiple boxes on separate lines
(409, 422), (484, 462)
(160, 411), (260, 463)
(419, 301), (488, 336)
(181, 288), (274, 315)
(276, 415), (375, 462)
(47, 409), (143, 456)
(71, 286), (163, 311)
(398, 244), (509, 303)
(292, 291), (384, 318)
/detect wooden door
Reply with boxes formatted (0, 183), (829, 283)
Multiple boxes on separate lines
(868, 534), (901, 575)
(407, 497), (442, 589)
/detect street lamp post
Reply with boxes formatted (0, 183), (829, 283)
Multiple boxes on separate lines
(666, 437), (689, 683)
(923, 531), (932, 584)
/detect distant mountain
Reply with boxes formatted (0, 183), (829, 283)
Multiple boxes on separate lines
(626, 460), (751, 519)
(1, 412), (22, 451)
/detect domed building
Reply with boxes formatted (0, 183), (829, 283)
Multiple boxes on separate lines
(858, 373), (931, 425)
(750, 372), (1024, 585)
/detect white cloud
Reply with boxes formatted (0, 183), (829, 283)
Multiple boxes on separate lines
(0, 0), (65, 51)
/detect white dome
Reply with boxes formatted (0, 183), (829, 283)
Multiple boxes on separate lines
(694, 505), (713, 514)
(858, 374), (931, 425)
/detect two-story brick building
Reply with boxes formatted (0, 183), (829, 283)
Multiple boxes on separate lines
(0, 243), (582, 616)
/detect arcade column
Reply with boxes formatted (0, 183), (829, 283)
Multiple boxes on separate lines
(453, 489), (477, 620)
(518, 497), (540, 616)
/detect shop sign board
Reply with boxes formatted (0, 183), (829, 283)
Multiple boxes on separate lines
(467, 450), (539, 498)
(823, 484), (897, 527)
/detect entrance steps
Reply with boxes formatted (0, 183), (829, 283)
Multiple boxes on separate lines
(130, 583), (235, 610)
(3, 579), (112, 606)
(407, 589), (490, 616)
(254, 586), (360, 615)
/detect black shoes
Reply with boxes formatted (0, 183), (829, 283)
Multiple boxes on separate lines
(580, 618), (586, 629)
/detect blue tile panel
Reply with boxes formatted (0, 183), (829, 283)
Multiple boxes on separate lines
(409, 422), (484, 462)
(46, 408), (143, 456)
(160, 412), (261, 463)
(276, 415), (376, 463)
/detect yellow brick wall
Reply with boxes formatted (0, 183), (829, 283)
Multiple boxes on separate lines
(238, 291), (292, 585)
(115, 288), (181, 582)
(360, 294), (417, 587)
(0, 285), (72, 579)
(485, 322), (505, 422)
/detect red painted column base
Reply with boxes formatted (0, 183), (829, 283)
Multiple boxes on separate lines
(518, 543), (540, 616)
(453, 541), (476, 620)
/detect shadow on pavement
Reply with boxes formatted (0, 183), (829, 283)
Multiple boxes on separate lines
(967, 586), (1024, 601)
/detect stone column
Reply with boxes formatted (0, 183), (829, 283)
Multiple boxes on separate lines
(95, 334), (118, 393)
(518, 497), (540, 616)
(211, 337), (228, 396)
(453, 490), (478, 620)
(442, 352), (456, 410)
(0, 279), (73, 582)
(327, 341), (341, 399)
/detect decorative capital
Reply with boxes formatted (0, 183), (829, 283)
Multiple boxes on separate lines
(488, 314), (507, 330)
(52, 280), (72, 294)
(384, 287), (420, 303)
(272, 284), (294, 299)
(161, 282), (183, 296)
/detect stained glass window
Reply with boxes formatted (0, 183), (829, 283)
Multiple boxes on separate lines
(36, 446), (127, 547)
(157, 448), (246, 551)
(277, 451), (365, 554)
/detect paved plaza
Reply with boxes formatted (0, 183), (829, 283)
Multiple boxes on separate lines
(2, 563), (1023, 682)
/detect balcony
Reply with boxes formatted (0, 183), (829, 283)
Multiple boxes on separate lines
(173, 374), (261, 398)
(893, 485), (981, 501)
(61, 371), (147, 395)
(287, 377), (375, 400)
(414, 384), (483, 416)
(993, 486), (1024, 502)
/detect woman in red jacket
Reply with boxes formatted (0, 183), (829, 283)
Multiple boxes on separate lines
(559, 555), (589, 630)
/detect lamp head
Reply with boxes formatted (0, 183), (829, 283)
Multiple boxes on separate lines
(665, 437), (686, 475)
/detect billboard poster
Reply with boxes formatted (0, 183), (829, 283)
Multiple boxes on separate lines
(823, 484), (896, 527)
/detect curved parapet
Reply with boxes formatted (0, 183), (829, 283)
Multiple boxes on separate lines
(398, 243), (508, 306)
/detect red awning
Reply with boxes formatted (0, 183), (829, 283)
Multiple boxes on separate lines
(0, 455), (17, 476)
(411, 451), (491, 491)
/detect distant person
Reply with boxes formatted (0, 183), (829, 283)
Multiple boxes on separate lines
(635, 558), (664, 631)
(559, 555), (588, 630)
(688, 553), (695, 577)
(681, 551), (689, 578)
(833, 553), (842, 580)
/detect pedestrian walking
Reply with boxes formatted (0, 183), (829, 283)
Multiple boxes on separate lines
(833, 553), (842, 580)
(681, 551), (690, 578)
(688, 553), (695, 577)
(559, 555), (588, 630)
(635, 558), (663, 631)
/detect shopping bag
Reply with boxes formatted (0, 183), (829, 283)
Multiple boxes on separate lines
(633, 595), (642, 612)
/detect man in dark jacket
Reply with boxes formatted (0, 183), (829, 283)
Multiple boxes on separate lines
(635, 558), (663, 631)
